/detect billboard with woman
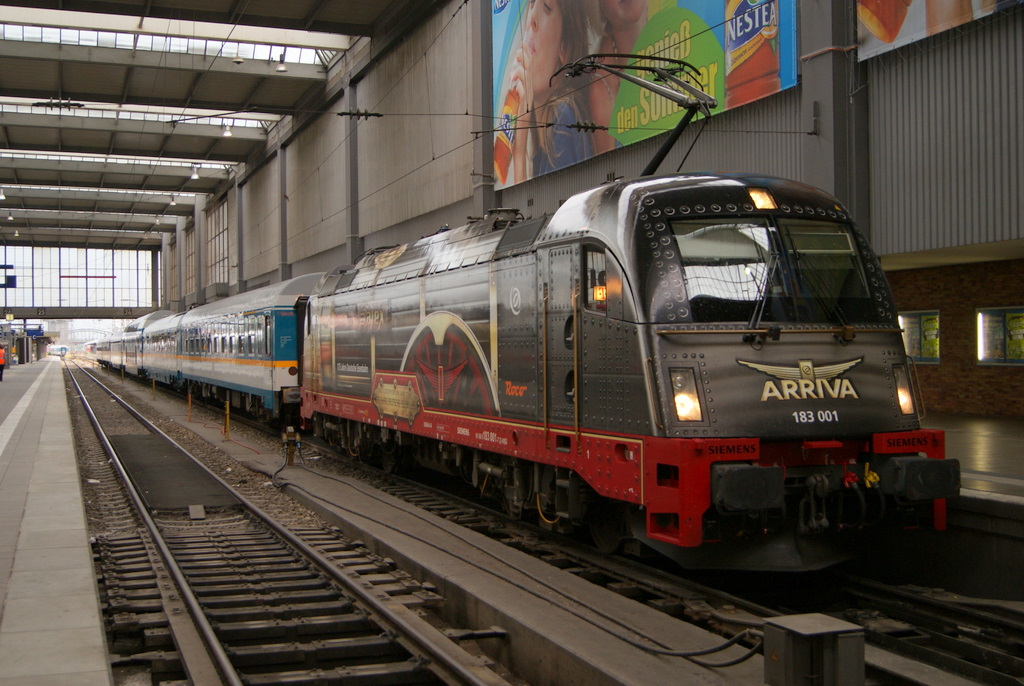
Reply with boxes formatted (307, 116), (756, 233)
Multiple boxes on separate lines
(492, 0), (798, 187)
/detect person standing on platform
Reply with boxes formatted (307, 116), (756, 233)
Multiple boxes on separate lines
(0, 346), (5, 381)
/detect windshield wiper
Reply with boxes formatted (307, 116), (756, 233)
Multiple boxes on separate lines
(789, 250), (857, 342)
(744, 252), (781, 343)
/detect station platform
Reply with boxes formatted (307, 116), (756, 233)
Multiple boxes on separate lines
(0, 358), (112, 686)
(924, 413), (1024, 499)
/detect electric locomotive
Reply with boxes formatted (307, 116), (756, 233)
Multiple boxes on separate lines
(298, 172), (958, 570)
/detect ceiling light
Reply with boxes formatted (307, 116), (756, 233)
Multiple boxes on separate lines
(190, 165), (200, 180)
(13, 229), (18, 237)
(0, 188), (5, 200)
(6, 213), (12, 221)
(222, 124), (233, 137)
(170, 195), (177, 206)
(233, 55), (244, 65)
(276, 54), (288, 73)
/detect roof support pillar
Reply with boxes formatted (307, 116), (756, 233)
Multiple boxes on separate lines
(471, 0), (495, 215)
(278, 146), (292, 282)
(235, 173), (246, 293)
(799, 0), (870, 232)
(194, 194), (206, 306)
(346, 83), (363, 266)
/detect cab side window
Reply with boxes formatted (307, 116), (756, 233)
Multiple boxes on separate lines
(584, 246), (624, 319)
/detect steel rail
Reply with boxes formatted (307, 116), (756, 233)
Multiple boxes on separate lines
(66, 362), (244, 686)
(73, 361), (510, 686)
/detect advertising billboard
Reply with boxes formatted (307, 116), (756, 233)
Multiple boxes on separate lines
(492, 0), (798, 188)
(857, 0), (1022, 60)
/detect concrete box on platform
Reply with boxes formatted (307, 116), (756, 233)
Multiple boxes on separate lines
(764, 613), (864, 686)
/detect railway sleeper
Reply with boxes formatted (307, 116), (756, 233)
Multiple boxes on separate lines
(173, 549), (297, 563)
(199, 589), (345, 609)
(185, 564), (314, 582)
(105, 597), (165, 614)
(205, 600), (357, 623)
(191, 578), (334, 597)
(214, 614), (374, 642)
(241, 659), (437, 686)
(95, 542), (148, 555)
(104, 576), (159, 592)
(107, 587), (162, 603)
(176, 554), (301, 569)
(173, 543), (291, 556)
(143, 626), (176, 649)
(166, 533), (285, 546)
(110, 611), (168, 634)
(171, 535), (291, 547)
(226, 635), (407, 667)
(103, 568), (158, 584)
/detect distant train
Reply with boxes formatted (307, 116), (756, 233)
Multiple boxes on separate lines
(95, 274), (321, 421)
(95, 173), (961, 571)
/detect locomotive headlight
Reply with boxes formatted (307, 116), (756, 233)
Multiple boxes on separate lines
(671, 369), (703, 422)
(893, 365), (916, 415)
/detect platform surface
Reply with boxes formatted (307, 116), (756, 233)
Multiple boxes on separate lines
(0, 358), (112, 686)
(925, 413), (1024, 498)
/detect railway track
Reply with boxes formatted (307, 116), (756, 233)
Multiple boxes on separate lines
(842, 576), (1024, 686)
(78, 361), (1024, 686)
(67, 361), (513, 686)
(298, 444), (1024, 686)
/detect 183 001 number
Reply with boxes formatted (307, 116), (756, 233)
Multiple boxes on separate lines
(792, 410), (840, 424)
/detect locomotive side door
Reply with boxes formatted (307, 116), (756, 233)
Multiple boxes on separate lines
(540, 244), (579, 431)
(578, 244), (646, 434)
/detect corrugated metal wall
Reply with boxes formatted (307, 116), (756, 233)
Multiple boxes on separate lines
(867, 10), (1023, 255)
(499, 87), (805, 219)
(356, 5), (474, 235)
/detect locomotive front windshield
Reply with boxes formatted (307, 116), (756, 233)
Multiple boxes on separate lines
(672, 217), (883, 324)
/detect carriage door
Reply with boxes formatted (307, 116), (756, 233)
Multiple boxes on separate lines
(541, 244), (579, 437)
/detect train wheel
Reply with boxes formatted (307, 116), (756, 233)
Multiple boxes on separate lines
(588, 500), (630, 554)
(380, 444), (400, 473)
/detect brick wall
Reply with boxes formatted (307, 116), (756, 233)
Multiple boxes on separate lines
(886, 258), (1024, 417)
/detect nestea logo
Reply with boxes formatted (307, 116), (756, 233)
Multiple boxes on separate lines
(493, 0), (511, 14)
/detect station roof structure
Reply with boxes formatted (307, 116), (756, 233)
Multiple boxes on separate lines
(0, 1), (432, 249)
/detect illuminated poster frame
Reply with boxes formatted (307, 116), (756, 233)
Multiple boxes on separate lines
(899, 310), (940, 364)
(977, 307), (1024, 365)
(491, 0), (798, 188)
